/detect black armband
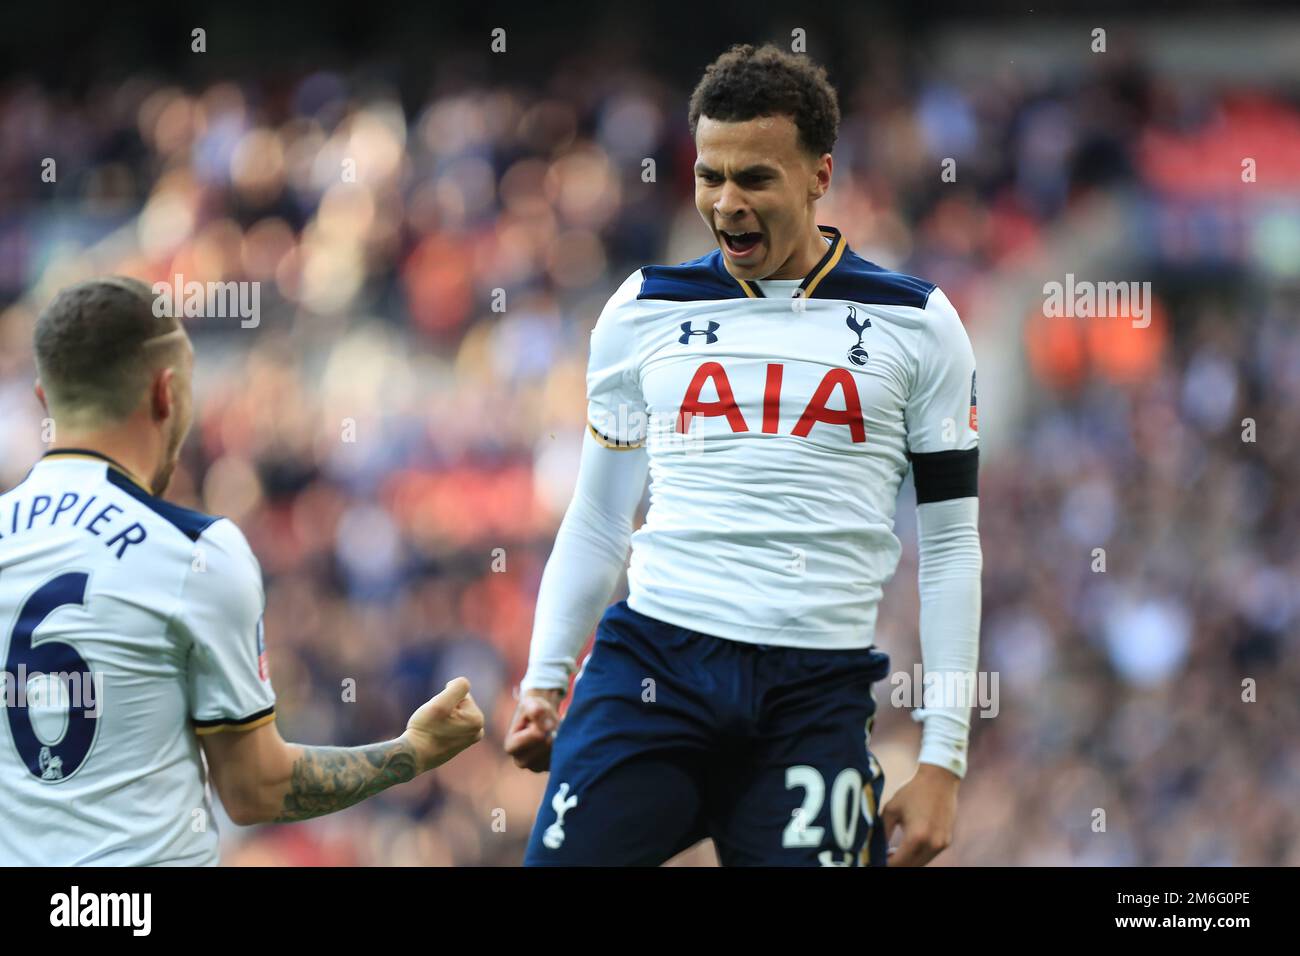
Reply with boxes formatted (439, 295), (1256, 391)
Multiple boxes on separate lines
(910, 447), (979, 503)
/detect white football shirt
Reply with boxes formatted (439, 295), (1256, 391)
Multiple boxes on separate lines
(0, 451), (275, 865)
(586, 225), (979, 649)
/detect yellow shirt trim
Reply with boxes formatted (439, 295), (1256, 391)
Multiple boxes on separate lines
(193, 711), (276, 736)
(588, 423), (644, 450)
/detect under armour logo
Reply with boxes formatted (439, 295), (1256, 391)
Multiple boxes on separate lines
(680, 321), (720, 345)
(845, 306), (871, 366)
(542, 782), (579, 849)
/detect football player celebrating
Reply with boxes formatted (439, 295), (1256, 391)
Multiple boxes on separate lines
(0, 278), (484, 865)
(507, 44), (981, 866)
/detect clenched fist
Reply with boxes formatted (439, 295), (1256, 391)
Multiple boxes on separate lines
(504, 687), (563, 772)
(404, 677), (486, 772)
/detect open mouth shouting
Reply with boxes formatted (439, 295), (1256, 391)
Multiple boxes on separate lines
(719, 228), (765, 262)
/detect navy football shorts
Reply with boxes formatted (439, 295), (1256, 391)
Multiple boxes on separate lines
(524, 600), (892, 866)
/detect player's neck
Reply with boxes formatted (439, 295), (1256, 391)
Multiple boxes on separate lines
(48, 422), (158, 493)
(765, 222), (830, 280)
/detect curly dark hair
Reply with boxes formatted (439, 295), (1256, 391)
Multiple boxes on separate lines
(688, 43), (841, 157)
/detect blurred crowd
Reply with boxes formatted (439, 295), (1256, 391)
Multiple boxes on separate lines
(0, 30), (1297, 865)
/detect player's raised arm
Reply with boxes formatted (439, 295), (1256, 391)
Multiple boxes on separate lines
(184, 519), (484, 826)
(506, 270), (649, 772)
(200, 678), (484, 825)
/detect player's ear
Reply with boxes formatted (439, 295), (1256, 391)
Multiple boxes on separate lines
(811, 153), (831, 199)
(34, 379), (48, 413)
(151, 366), (176, 422)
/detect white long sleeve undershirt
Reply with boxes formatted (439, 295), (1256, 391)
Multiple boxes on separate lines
(520, 429), (648, 692)
(912, 496), (982, 780)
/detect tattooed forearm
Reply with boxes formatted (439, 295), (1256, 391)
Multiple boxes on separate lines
(274, 739), (419, 822)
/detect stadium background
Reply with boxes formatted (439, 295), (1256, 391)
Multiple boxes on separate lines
(1, 1), (1297, 865)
